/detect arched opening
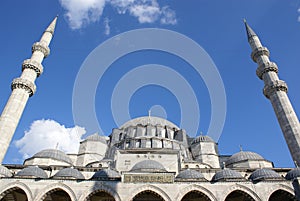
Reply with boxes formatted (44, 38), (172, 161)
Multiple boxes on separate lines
(86, 191), (115, 201)
(132, 190), (164, 201)
(225, 190), (255, 201)
(42, 188), (71, 201)
(181, 190), (211, 201)
(268, 189), (297, 201)
(0, 187), (28, 201)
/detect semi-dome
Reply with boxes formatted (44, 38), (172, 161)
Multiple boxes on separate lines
(249, 168), (282, 181)
(53, 168), (85, 180)
(0, 165), (12, 177)
(130, 160), (166, 172)
(226, 151), (265, 166)
(32, 149), (73, 165)
(212, 169), (244, 182)
(176, 169), (206, 181)
(15, 166), (48, 179)
(286, 168), (300, 180)
(92, 168), (121, 180)
(120, 116), (179, 129)
(191, 135), (215, 144)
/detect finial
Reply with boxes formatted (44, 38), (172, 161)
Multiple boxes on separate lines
(294, 161), (299, 168)
(45, 16), (58, 35)
(239, 145), (243, 152)
(222, 161), (226, 169)
(55, 142), (59, 150)
(148, 110), (151, 125)
(200, 132), (203, 136)
(244, 20), (257, 41)
(243, 18), (247, 23)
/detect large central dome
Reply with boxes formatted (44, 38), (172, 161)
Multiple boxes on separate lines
(120, 116), (179, 129)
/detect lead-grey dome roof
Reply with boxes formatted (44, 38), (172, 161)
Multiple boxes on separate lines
(176, 169), (206, 181)
(286, 168), (300, 180)
(211, 169), (244, 182)
(32, 149), (73, 165)
(53, 168), (85, 179)
(120, 116), (179, 130)
(15, 166), (48, 179)
(131, 160), (166, 172)
(92, 169), (121, 180)
(249, 168), (282, 181)
(85, 133), (108, 143)
(226, 151), (265, 166)
(0, 165), (12, 177)
(191, 135), (215, 144)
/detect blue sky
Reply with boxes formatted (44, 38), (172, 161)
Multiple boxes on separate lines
(0, 0), (300, 167)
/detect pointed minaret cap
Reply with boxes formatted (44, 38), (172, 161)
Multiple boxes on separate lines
(45, 15), (58, 35)
(243, 19), (257, 41)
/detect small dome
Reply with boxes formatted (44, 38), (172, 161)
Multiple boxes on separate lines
(226, 151), (264, 166)
(15, 166), (48, 179)
(0, 165), (12, 177)
(249, 168), (282, 181)
(211, 169), (244, 182)
(53, 168), (84, 180)
(86, 133), (107, 143)
(191, 135), (214, 144)
(92, 169), (120, 180)
(176, 169), (206, 181)
(286, 168), (300, 180)
(32, 149), (73, 165)
(131, 160), (166, 172)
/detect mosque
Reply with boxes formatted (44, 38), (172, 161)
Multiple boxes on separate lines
(0, 17), (300, 201)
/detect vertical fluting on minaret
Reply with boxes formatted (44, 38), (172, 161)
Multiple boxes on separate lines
(0, 17), (57, 163)
(244, 20), (300, 165)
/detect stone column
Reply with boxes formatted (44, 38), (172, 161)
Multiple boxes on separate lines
(0, 17), (57, 163)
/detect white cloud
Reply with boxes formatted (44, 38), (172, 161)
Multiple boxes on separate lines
(104, 17), (111, 35)
(59, 0), (106, 29)
(15, 119), (86, 159)
(59, 0), (177, 30)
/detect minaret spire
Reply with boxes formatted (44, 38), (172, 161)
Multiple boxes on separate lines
(245, 21), (300, 165)
(0, 17), (57, 164)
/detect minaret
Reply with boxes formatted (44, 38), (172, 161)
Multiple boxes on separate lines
(0, 17), (57, 163)
(244, 20), (300, 165)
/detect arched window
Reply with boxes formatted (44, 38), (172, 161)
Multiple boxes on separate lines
(132, 190), (164, 201)
(268, 189), (297, 201)
(0, 187), (28, 201)
(85, 190), (115, 201)
(42, 188), (71, 201)
(225, 190), (255, 201)
(181, 190), (211, 201)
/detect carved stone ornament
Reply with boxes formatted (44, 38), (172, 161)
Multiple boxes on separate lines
(22, 59), (44, 77)
(251, 46), (270, 62)
(263, 80), (288, 99)
(32, 42), (50, 57)
(256, 62), (278, 80)
(11, 78), (36, 97)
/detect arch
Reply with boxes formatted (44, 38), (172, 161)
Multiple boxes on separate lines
(225, 190), (256, 201)
(79, 183), (121, 201)
(132, 190), (165, 201)
(128, 185), (171, 201)
(267, 184), (297, 201)
(221, 184), (261, 201)
(268, 189), (297, 201)
(35, 183), (76, 201)
(0, 182), (33, 201)
(265, 183), (295, 197)
(176, 185), (217, 201)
